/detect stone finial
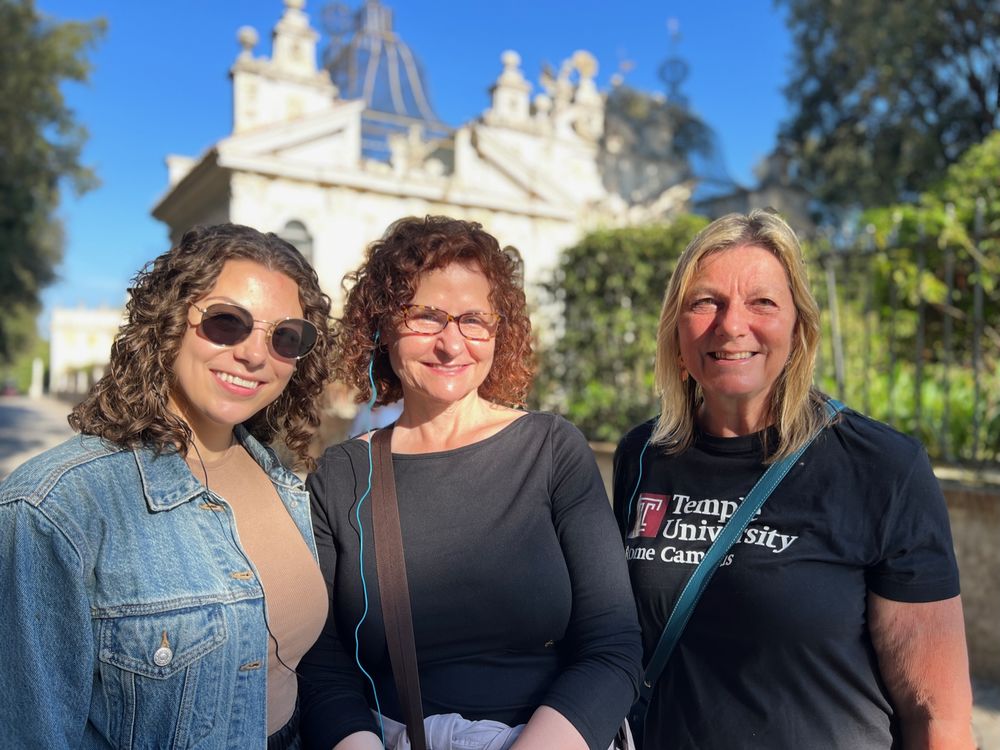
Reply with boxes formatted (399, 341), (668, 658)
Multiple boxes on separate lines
(388, 123), (433, 174)
(533, 93), (553, 131)
(272, 0), (321, 76)
(498, 50), (528, 86)
(486, 49), (531, 126)
(572, 49), (601, 111)
(237, 26), (259, 58)
(231, 0), (336, 134)
(553, 60), (573, 107)
(572, 50), (598, 80)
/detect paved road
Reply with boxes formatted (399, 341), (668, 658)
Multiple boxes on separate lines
(976, 678), (1000, 750)
(0, 394), (75, 479)
(0, 394), (998, 746)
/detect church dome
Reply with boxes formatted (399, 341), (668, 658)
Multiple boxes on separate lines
(323, 0), (450, 160)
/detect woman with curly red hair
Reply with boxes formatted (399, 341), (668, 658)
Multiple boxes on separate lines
(299, 216), (641, 750)
(1, 224), (333, 749)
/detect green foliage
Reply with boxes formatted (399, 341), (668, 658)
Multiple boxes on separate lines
(0, 0), (105, 362)
(777, 0), (999, 209)
(811, 133), (1000, 462)
(862, 133), (1000, 353)
(0, 328), (48, 393)
(599, 87), (719, 206)
(817, 357), (999, 463)
(533, 215), (709, 442)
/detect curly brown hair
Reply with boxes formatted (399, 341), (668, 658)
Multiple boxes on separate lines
(69, 224), (333, 470)
(335, 215), (534, 407)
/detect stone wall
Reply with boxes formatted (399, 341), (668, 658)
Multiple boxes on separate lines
(943, 483), (1000, 682)
(589, 443), (1000, 681)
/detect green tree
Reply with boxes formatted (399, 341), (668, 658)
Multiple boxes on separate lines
(598, 86), (718, 205)
(777, 0), (999, 210)
(533, 215), (708, 442)
(862, 131), (1000, 353)
(810, 133), (1000, 460)
(0, 0), (104, 362)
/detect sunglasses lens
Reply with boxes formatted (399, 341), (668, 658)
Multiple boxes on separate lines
(200, 306), (252, 346)
(198, 303), (317, 358)
(272, 319), (318, 358)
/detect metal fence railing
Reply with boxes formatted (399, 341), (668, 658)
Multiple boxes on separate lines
(811, 209), (997, 465)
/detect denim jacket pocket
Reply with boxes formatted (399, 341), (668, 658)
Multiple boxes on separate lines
(97, 603), (227, 749)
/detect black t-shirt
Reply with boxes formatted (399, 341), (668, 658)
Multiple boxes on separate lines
(300, 412), (642, 750)
(612, 408), (960, 750)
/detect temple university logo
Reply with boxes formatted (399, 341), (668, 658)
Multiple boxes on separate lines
(629, 493), (670, 539)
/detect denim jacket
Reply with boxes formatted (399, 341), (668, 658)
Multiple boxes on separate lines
(0, 427), (316, 749)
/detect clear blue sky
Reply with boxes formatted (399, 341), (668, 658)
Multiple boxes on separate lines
(36, 0), (793, 326)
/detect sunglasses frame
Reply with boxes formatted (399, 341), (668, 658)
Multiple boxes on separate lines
(400, 303), (502, 341)
(191, 302), (319, 359)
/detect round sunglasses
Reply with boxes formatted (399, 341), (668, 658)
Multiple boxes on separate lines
(192, 303), (319, 359)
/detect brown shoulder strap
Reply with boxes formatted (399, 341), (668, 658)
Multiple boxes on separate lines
(371, 427), (427, 750)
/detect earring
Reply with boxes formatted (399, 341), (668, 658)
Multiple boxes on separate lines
(679, 356), (688, 383)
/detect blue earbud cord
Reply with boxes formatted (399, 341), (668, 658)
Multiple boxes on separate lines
(353, 338), (385, 745)
(624, 436), (652, 534)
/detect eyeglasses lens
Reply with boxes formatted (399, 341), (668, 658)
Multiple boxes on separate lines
(405, 308), (447, 334)
(458, 317), (493, 340)
(403, 306), (497, 340)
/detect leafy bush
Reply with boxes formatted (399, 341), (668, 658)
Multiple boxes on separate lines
(532, 216), (708, 442)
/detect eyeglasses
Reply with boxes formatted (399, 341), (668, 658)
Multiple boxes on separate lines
(401, 304), (502, 341)
(192, 303), (319, 359)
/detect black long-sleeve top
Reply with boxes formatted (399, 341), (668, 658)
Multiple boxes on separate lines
(299, 412), (642, 750)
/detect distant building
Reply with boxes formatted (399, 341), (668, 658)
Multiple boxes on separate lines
(694, 149), (816, 235)
(152, 0), (736, 308)
(49, 305), (124, 396)
(63, 0), (804, 411)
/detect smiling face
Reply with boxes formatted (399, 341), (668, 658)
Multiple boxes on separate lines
(170, 258), (302, 449)
(677, 244), (797, 432)
(386, 262), (496, 409)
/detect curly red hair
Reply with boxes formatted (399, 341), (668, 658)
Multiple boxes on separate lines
(335, 215), (534, 406)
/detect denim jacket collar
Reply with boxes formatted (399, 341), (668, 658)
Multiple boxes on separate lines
(134, 425), (302, 512)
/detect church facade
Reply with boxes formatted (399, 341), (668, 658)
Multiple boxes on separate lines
(152, 0), (691, 307)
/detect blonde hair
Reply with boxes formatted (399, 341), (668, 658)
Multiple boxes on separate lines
(651, 209), (828, 461)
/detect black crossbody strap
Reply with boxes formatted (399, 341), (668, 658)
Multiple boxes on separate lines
(371, 427), (427, 750)
(639, 399), (845, 700)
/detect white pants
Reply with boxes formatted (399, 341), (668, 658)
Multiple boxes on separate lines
(379, 712), (523, 750)
(377, 712), (633, 750)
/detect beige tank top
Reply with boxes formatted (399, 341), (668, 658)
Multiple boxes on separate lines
(188, 445), (327, 735)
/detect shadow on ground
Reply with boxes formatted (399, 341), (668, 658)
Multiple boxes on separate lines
(0, 396), (74, 478)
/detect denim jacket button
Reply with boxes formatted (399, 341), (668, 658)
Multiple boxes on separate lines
(153, 646), (173, 667)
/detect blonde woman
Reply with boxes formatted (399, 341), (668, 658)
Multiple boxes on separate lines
(614, 210), (973, 749)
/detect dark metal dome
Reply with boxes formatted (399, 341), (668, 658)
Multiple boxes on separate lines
(322, 0), (450, 160)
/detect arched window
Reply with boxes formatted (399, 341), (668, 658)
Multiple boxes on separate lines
(503, 245), (524, 288)
(279, 220), (314, 264)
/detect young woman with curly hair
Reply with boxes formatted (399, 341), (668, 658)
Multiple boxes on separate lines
(299, 216), (641, 750)
(1, 224), (334, 750)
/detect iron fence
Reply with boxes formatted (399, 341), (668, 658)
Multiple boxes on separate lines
(811, 205), (997, 465)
